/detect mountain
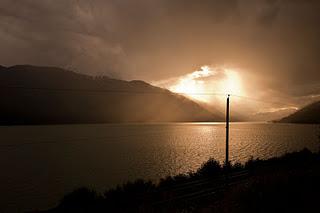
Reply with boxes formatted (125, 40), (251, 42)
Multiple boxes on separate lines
(249, 108), (298, 122)
(278, 101), (320, 124)
(0, 65), (223, 124)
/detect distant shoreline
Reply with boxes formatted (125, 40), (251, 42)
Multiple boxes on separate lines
(1, 121), (305, 127)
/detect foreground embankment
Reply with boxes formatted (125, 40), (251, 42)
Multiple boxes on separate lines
(35, 149), (320, 213)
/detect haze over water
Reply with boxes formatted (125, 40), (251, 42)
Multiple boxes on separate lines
(0, 122), (319, 212)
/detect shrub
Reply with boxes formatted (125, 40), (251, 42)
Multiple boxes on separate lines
(196, 158), (222, 177)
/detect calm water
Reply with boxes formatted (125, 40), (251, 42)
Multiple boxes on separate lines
(0, 122), (319, 212)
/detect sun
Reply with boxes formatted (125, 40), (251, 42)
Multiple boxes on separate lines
(218, 69), (243, 96)
(169, 66), (244, 103)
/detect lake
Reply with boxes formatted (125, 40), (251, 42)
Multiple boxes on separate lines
(0, 122), (319, 212)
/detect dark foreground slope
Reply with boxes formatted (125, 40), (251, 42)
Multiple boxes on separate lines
(0, 65), (223, 124)
(279, 101), (320, 124)
(38, 149), (320, 213)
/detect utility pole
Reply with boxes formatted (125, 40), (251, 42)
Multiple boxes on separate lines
(225, 94), (230, 167)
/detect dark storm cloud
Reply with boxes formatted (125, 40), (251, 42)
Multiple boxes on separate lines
(256, 0), (279, 27)
(0, 0), (320, 99)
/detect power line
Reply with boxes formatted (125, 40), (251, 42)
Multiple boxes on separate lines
(0, 85), (165, 94)
(230, 94), (291, 106)
(0, 85), (291, 105)
(0, 85), (227, 96)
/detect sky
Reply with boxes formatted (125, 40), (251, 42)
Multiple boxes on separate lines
(0, 0), (320, 118)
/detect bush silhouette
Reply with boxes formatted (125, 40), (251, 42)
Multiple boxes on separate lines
(196, 158), (222, 176)
(57, 188), (103, 212)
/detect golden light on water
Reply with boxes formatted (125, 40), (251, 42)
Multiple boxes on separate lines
(169, 66), (245, 103)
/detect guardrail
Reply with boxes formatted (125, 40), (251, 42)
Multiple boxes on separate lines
(152, 170), (250, 206)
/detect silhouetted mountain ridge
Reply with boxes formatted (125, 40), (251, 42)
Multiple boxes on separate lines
(0, 65), (223, 124)
(278, 101), (320, 124)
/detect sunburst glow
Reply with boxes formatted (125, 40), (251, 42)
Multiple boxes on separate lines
(218, 69), (243, 96)
(169, 66), (245, 103)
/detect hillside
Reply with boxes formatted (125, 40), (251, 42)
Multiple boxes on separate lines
(0, 65), (223, 124)
(278, 101), (320, 124)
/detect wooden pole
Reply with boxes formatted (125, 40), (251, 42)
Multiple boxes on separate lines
(226, 94), (230, 167)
